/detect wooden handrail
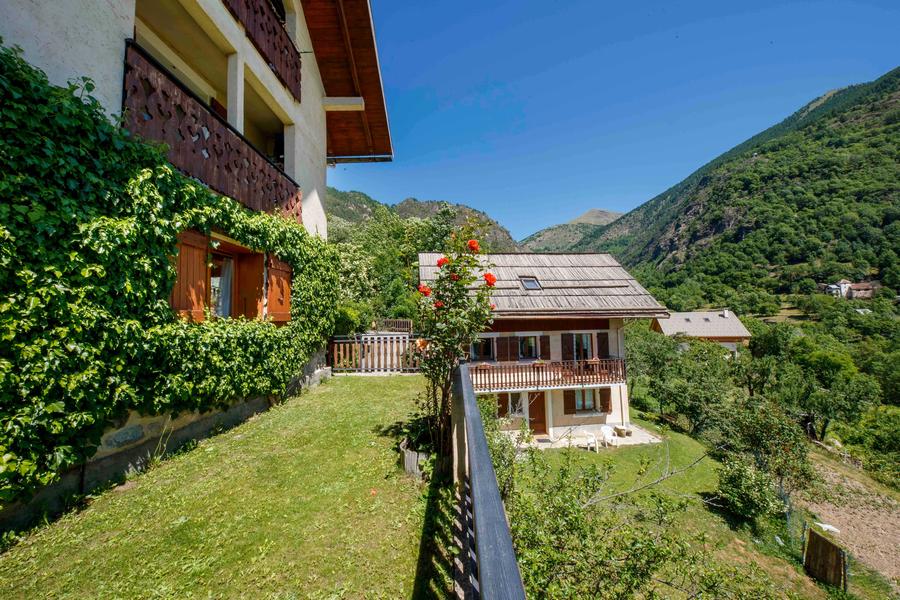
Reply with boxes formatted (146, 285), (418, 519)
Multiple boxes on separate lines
(468, 359), (626, 392)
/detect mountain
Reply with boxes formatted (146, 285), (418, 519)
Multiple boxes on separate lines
(569, 209), (623, 226)
(521, 209), (622, 251)
(533, 67), (900, 312)
(323, 188), (519, 251)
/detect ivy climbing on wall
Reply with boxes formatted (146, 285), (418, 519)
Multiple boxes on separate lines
(0, 43), (339, 505)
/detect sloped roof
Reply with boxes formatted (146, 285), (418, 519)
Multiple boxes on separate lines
(654, 311), (751, 339)
(418, 253), (667, 318)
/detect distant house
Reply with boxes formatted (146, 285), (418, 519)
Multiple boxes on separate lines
(651, 309), (751, 353)
(419, 252), (667, 441)
(821, 279), (881, 299)
(847, 281), (881, 300)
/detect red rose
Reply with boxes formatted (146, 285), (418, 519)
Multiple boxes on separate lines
(483, 273), (497, 287)
(418, 284), (432, 297)
(467, 239), (480, 253)
(450, 273), (460, 281)
(434, 300), (445, 308)
(437, 257), (450, 268)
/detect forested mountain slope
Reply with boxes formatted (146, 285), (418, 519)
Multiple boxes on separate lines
(323, 188), (518, 251)
(574, 67), (900, 311)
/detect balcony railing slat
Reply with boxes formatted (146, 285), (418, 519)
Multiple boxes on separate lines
(468, 358), (627, 393)
(123, 42), (302, 223)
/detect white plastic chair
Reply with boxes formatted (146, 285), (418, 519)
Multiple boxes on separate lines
(584, 432), (599, 453)
(599, 425), (619, 448)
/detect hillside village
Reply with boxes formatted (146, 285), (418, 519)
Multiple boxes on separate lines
(0, 1), (898, 599)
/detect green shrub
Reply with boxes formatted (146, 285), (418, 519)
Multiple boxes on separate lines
(333, 301), (373, 335)
(0, 44), (339, 505)
(717, 456), (781, 520)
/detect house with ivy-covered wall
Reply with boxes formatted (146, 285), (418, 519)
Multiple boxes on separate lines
(0, 0), (392, 528)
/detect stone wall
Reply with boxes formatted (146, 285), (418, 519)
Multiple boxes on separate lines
(0, 351), (330, 531)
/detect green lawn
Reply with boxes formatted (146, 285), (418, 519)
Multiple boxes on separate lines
(0, 375), (440, 599)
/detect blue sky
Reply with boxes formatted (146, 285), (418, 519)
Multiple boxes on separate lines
(328, 0), (900, 240)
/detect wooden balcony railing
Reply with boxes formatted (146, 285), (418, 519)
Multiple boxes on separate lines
(223, 0), (302, 102)
(123, 42), (303, 223)
(469, 358), (626, 393)
(452, 364), (526, 598)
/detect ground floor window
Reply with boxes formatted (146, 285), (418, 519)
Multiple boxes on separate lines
(575, 389), (595, 412)
(509, 392), (526, 417)
(210, 253), (234, 317)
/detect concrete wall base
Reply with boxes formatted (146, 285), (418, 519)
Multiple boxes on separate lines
(0, 353), (331, 532)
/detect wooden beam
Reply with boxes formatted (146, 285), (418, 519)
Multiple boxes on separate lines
(324, 96), (366, 111)
(335, 0), (374, 154)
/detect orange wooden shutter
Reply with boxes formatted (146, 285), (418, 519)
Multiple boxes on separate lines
(171, 230), (209, 321)
(563, 390), (576, 414)
(267, 255), (292, 323)
(599, 388), (612, 413)
(235, 253), (264, 318)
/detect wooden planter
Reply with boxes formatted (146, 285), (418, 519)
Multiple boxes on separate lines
(399, 438), (431, 480)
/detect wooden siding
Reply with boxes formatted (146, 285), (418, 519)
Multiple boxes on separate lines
(123, 43), (303, 223)
(489, 317), (610, 332)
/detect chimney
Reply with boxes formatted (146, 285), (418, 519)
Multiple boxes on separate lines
(722, 309), (730, 318)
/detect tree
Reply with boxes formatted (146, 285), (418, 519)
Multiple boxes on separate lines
(416, 237), (494, 457)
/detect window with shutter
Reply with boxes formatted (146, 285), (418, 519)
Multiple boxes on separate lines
(561, 333), (574, 361)
(539, 335), (550, 360)
(496, 336), (517, 361)
(171, 230), (209, 321)
(234, 253), (264, 318)
(497, 393), (509, 417)
(599, 388), (612, 413)
(597, 332), (611, 358)
(563, 389), (576, 414)
(266, 255), (292, 323)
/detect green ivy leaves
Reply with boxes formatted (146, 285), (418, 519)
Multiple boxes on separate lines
(0, 44), (339, 505)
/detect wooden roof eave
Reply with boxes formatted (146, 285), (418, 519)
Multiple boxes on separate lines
(492, 309), (671, 319)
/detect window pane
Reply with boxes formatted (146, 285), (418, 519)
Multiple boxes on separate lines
(519, 336), (537, 359)
(472, 338), (493, 360)
(210, 254), (233, 317)
(574, 333), (592, 360)
(520, 276), (541, 290)
(584, 390), (595, 411)
(575, 390), (583, 411)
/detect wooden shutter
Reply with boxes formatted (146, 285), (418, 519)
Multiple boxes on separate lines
(234, 253), (264, 318)
(599, 388), (612, 413)
(597, 332), (610, 358)
(539, 335), (550, 360)
(267, 255), (292, 323)
(497, 393), (509, 417)
(563, 390), (576, 414)
(171, 230), (209, 321)
(496, 336), (516, 361)
(561, 333), (574, 361)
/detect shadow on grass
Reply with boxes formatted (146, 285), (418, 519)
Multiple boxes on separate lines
(411, 472), (457, 599)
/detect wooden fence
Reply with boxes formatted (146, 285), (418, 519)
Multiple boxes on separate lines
(377, 318), (414, 333)
(328, 334), (421, 373)
(803, 527), (848, 591)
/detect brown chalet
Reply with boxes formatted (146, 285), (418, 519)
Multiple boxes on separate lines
(419, 252), (667, 439)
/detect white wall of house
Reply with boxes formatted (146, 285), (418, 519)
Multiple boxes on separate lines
(0, 0), (136, 115)
(1, 0), (329, 239)
(497, 384), (630, 439)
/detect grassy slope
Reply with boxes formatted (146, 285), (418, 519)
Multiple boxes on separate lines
(0, 376), (436, 599)
(541, 412), (894, 599)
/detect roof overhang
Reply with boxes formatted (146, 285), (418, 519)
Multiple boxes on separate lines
(301, 0), (393, 162)
(492, 309), (671, 319)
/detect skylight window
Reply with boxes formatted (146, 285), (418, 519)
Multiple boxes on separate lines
(519, 276), (541, 290)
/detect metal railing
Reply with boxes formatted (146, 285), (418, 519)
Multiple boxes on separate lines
(452, 363), (526, 599)
(469, 358), (626, 393)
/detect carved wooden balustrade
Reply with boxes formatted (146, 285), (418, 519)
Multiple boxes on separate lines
(223, 0), (302, 102)
(123, 43), (302, 223)
(469, 358), (627, 393)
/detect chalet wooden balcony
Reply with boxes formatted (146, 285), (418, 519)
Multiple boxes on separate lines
(223, 0), (302, 102)
(123, 43), (302, 223)
(469, 358), (627, 393)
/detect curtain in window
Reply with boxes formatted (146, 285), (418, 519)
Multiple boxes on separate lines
(217, 257), (233, 317)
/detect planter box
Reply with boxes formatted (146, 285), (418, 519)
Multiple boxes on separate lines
(399, 438), (431, 480)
